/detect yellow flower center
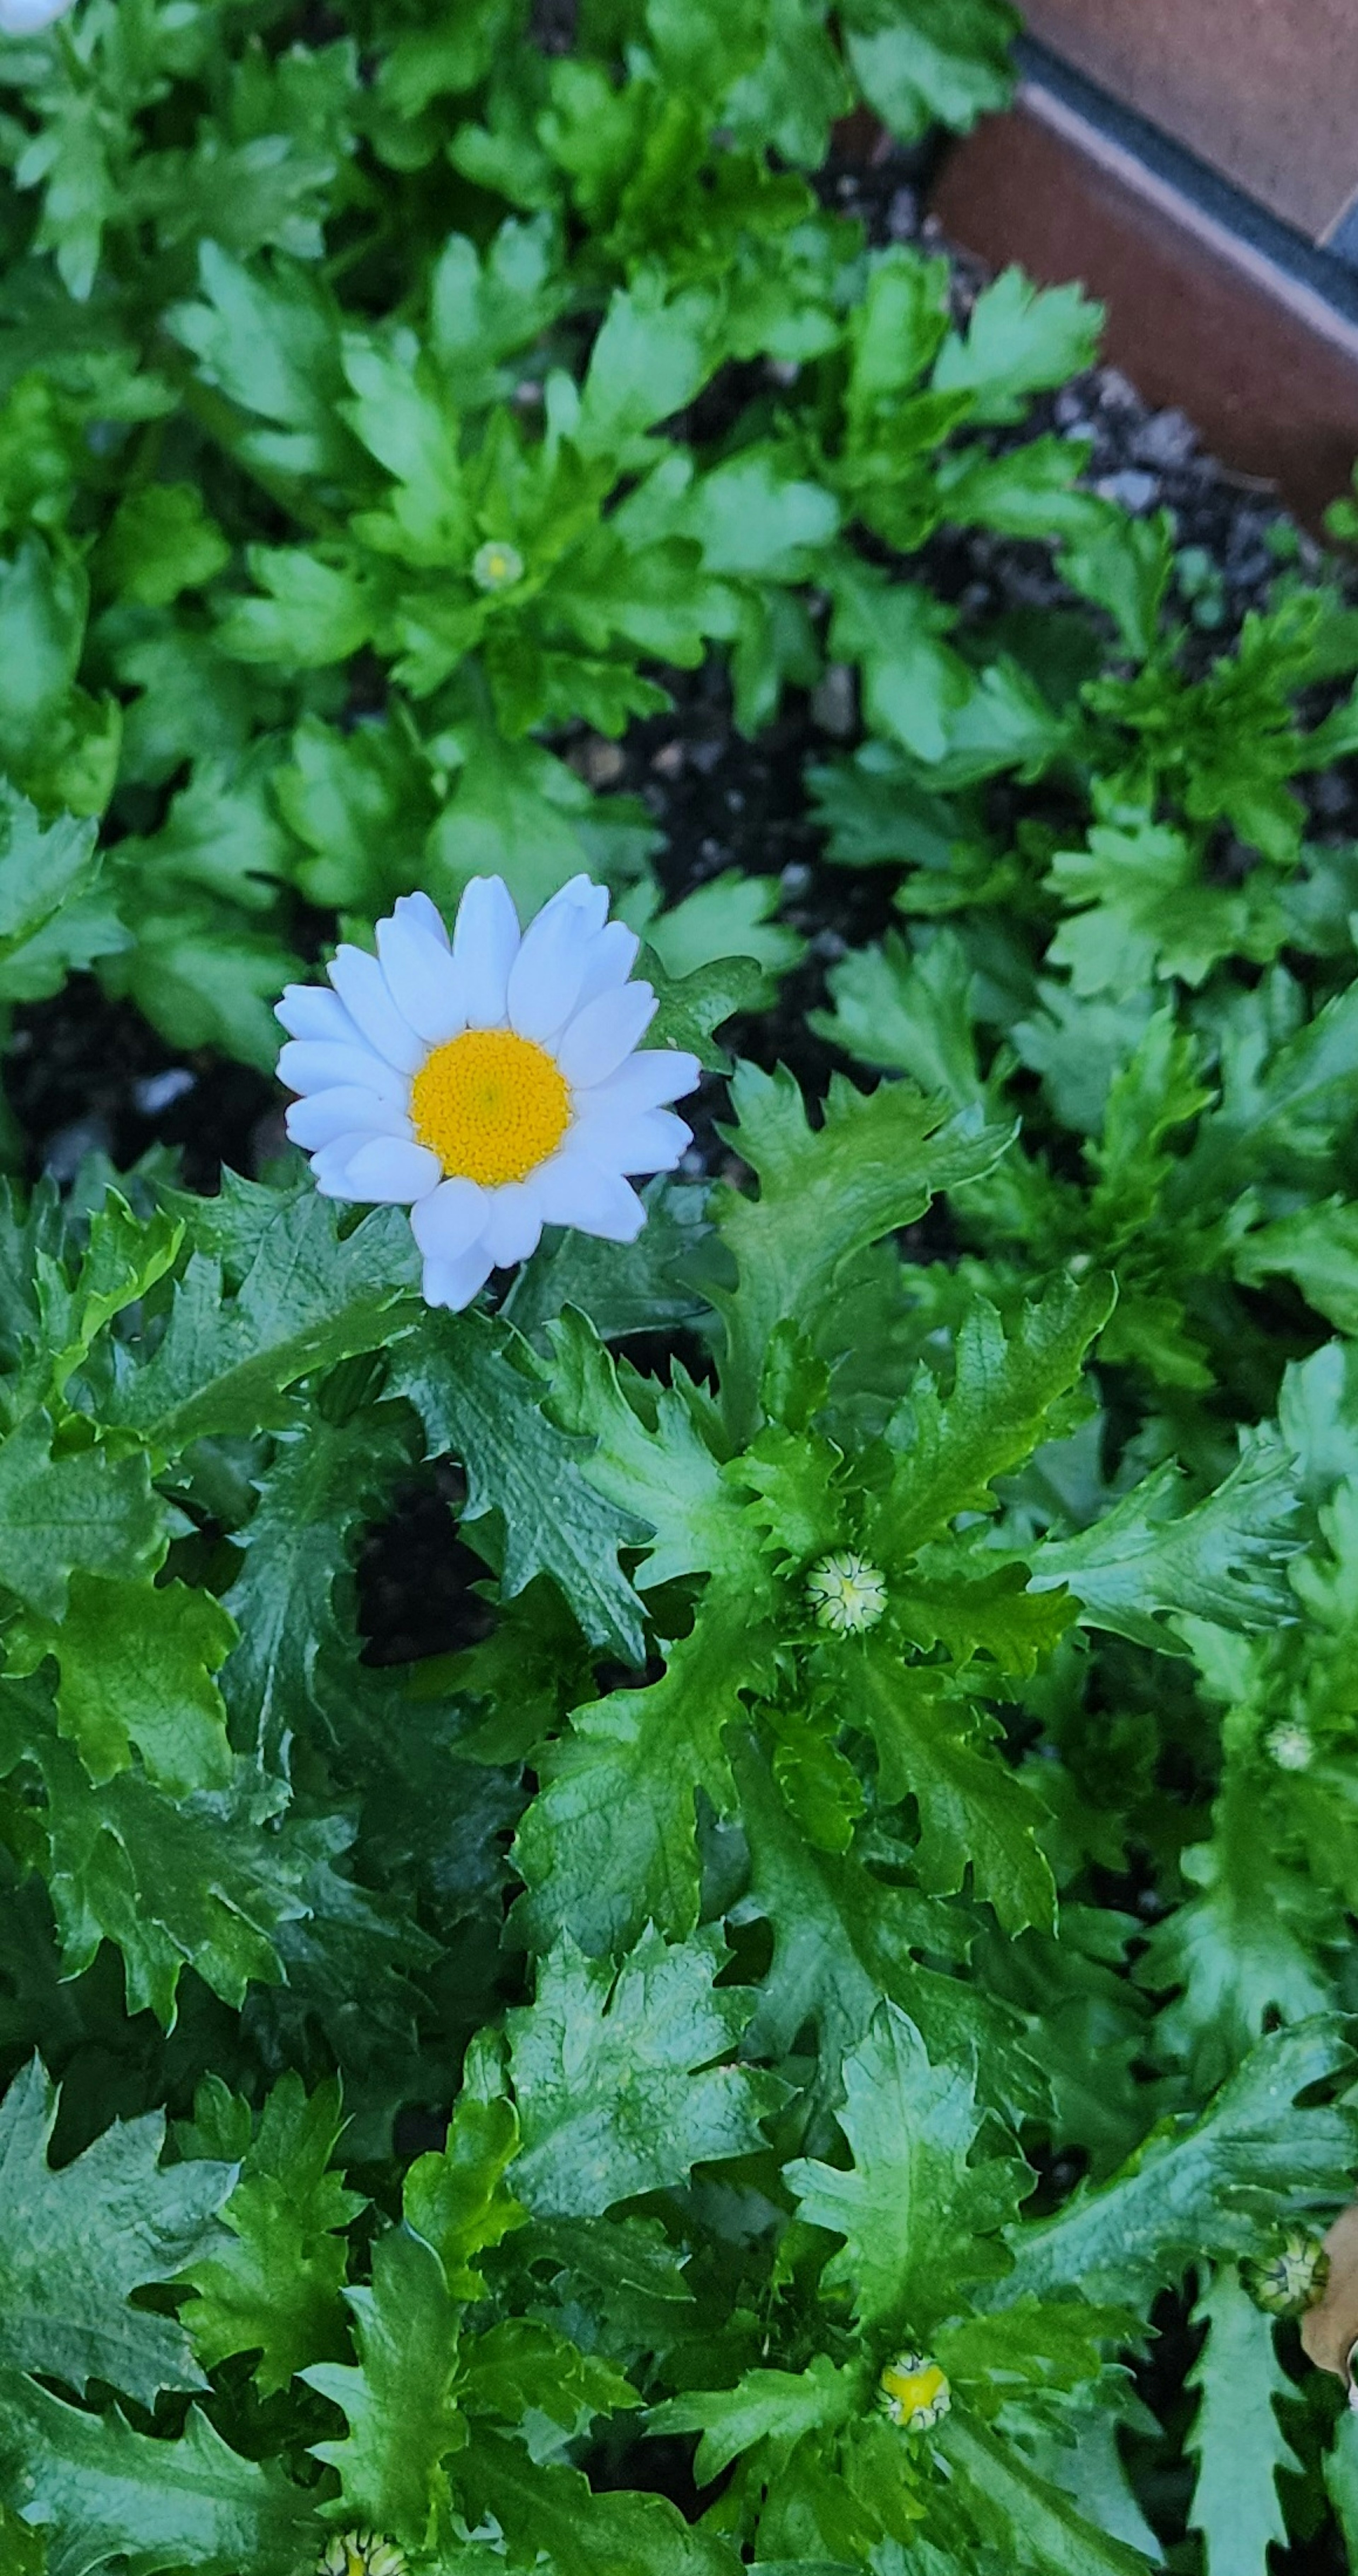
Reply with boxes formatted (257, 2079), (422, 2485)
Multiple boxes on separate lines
(879, 2356), (950, 2428)
(410, 1028), (570, 1186)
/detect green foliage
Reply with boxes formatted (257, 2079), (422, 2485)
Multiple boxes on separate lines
(1, 1), (1358, 2570)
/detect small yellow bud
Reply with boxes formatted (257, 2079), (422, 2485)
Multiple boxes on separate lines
(471, 538), (525, 592)
(807, 1549), (887, 1635)
(318, 2534), (407, 2576)
(878, 2352), (950, 2432)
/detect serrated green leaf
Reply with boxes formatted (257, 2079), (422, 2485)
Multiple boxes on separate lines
(1186, 2266), (1293, 2576)
(654, 2353), (858, 2485)
(0, 1417), (164, 1621)
(391, 1305), (648, 1661)
(0, 2372), (315, 2576)
(104, 1190), (420, 1455)
(713, 1061), (1011, 1442)
(0, 2058), (232, 2406)
(787, 2003), (1028, 2331)
(303, 2226), (464, 2548)
(1031, 1433), (1300, 1650)
(993, 2017), (1358, 2308)
(856, 1650), (1056, 1935)
(509, 1928), (780, 2216)
(14, 1573), (234, 1797)
(936, 2412), (1153, 2576)
(179, 2074), (362, 2398)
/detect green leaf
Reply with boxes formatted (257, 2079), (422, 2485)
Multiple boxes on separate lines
(303, 2227), (464, 2548)
(786, 2003), (1027, 2332)
(645, 871), (805, 997)
(993, 2017), (1358, 2308)
(932, 268), (1102, 425)
(870, 1277), (1115, 1568)
(516, 1318), (774, 1947)
(575, 277), (721, 458)
(733, 1735), (1038, 2123)
(459, 2315), (637, 2439)
(841, 0), (1017, 140)
(405, 2094), (527, 2299)
(1234, 1196), (1358, 1336)
(0, 787), (124, 1004)
(0, 2373), (315, 2576)
(460, 2434), (742, 2576)
(168, 241), (352, 481)
(14, 1574), (234, 1797)
(96, 484), (229, 608)
(1057, 503), (1172, 662)
(390, 1305), (648, 1661)
(429, 213), (570, 410)
(654, 2354), (859, 2485)
(179, 2074), (362, 2398)
(0, 1417), (163, 1621)
(1186, 2267), (1293, 2576)
(936, 2412), (1154, 2576)
(0, 2058), (232, 2406)
(104, 1188), (420, 1455)
(509, 1928), (780, 2216)
(40, 1190), (184, 1400)
(855, 1650), (1056, 1935)
(1031, 1433), (1300, 1651)
(220, 1404), (414, 1774)
(1047, 813), (1277, 996)
(713, 1061), (1010, 1441)
(18, 1711), (344, 2024)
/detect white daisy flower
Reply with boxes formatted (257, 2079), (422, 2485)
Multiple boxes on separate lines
(276, 874), (701, 1312)
(0, 0), (77, 30)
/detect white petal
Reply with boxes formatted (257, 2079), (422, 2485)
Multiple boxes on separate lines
(286, 1087), (412, 1150)
(0, 0), (79, 28)
(536, 872), (610, 937)
(278, 1038), (407, 1104)
(309, 1141), (365, 1197)
(275, 984), (361, 1046)
(532, 1149), (646, 1241)
(572, 919), (640, 1013)
(330, 1138), (443, 1203)
(576, 1047), (701, 1114)
(394, 889), (450, 948)
(572, 1105), (690, 1173)
(377, 913), (468, 1045)
(422, 1242), (497, 1310)
(453, 876), (520, 1027)
(481, 1182), (544, 1269)
(506, 896), (594, 1043)
(328, 945), (426, 1072)
(556, 982), (657, 1088)
(411, 1176), (489, 1264)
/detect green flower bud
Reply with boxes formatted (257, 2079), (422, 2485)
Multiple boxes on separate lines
(806, 1549), (887, 1635)
(878, 2351), (951, 2431)
(1241, 2228), (1330, 2317)
(1265, 1720), (1313, 1773)
(471, 538), (524, 592)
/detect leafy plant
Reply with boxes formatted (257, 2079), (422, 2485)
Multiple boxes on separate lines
(0, 0), (1357, 2570)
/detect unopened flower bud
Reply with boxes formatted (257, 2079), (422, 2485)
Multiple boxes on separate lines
(1265, 1720), (1313, 1773)
(319, 2534), (407, 2576)
(878, 2352), (950, 2431)
(471, 538), (524, 592)
(1241, 2229), (1330, 2317)
(807, 1549), (887, 1635)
